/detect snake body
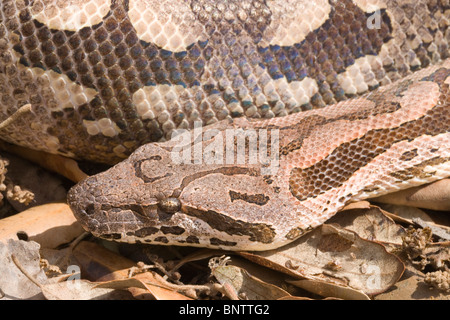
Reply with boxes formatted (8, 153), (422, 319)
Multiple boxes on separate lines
(0, 1), (449, 250)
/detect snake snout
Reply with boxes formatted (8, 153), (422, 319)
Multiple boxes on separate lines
(67, 176), (104, 233)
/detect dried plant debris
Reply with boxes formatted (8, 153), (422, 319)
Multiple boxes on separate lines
(424, 270), (450, 293)
(401, 226), (450, 294)
(412, 218), (450, 242)
(0, 152), (70, 213)
(402, 227), (450, 271)
(286, 279), (370, 300)
(0, 153), (35, 216)
(0, 156), (8, 210)
(209, 256), (291, 300)
(239, 224), (404, 296)
(6, 185), (34, 207)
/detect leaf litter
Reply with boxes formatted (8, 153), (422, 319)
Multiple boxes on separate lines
(1, 156), (450, 300)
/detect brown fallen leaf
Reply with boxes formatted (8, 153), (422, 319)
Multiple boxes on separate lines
(239, 224), (404, 295)
(71, 241), (138, 281)
(72, 241), (191, 300)
(286, 279), (370, 300)
(11, 255), (131, 301)
(40, 280), (133, 300)
(0, 239), (48, 300)
(375, 266), (450, 300)
(376, 203), (435, 224)
(0, 140), (87, 183)
(211, 263), (291, 300)
(95, 273), (193, 300)
(328, 205), (406, 246)
(373, 179), (450, 211)
(0, 203), (84, 249)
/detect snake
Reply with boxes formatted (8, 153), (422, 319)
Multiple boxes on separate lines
(0, 0), (449, 250)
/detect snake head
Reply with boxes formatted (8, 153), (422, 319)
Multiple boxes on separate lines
(67, 122), (308, 251)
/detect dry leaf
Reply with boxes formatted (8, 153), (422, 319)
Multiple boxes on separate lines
(376, 203), (435, 224)
(0, 140), (87, 183)
(375, 266), (450, 300)
(71, 241), (136, 281)
(240, 224), (404, 295)
(287, 279), (370, 300)
(373, 179), (450, 211)
(40, 280), (132, 300)
(72, 241), (192, 300)
(171, 249), (226, 272)
(211, 264), (291, 300)
(0, 239), (48, 300)
(96, 274), (192, 300)
(0, 203), (84, 248)
(328, 205), (406, 245)
(341, 201), (372, 211)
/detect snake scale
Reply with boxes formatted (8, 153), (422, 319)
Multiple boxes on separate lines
(0, 0), (449, 250)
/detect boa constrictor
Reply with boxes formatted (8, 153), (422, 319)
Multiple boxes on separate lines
(0, 0), (449, 250)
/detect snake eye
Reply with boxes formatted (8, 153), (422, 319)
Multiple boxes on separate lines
(158, 197), (181, 214)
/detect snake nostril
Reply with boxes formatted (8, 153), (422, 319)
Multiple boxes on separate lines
(157, 197), (181, 214)
(85, 203), (96, 216)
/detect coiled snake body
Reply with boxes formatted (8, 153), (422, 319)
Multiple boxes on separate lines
(0, 0), (449, 250)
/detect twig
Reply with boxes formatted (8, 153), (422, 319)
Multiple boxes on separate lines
(11, 254), (43, 290)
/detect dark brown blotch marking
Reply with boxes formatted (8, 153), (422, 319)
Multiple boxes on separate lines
(101, 233), (122, 240)
(186, 235), (200, 244)
(399, 148), (418, 161)
(210, 238), (237, 247)
(183, 207), (276, 244)
(154, 236), (169, 244)
(289, 102), (449, 201)
(160, 226), (185, 235)
(127, 226), (159, 238)
(229, 190), (269, 206)
(285, 227), (309, 240)
(390, 157), (449, 182)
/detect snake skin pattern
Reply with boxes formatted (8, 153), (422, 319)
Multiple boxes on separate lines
(0, 0), (448, 164)
(0, 1), (449, 250)
(68, 61), (450, 250)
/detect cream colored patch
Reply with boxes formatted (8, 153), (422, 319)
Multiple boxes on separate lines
(17, 64), (97, 112)
(113, 144), (129, 158)
(133, 84), (195, 136)
(352, 0), (387, 12)
(445, 75), (450, 85)
(133, 84), (184, 121)
(83, 118), (121, 137)
(128, 0), (207, 52)
(337, 55), (383, 95)
(268, 77), (319, 106)
(265, 0), (331, 46)
(30, 0), (112, 31)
